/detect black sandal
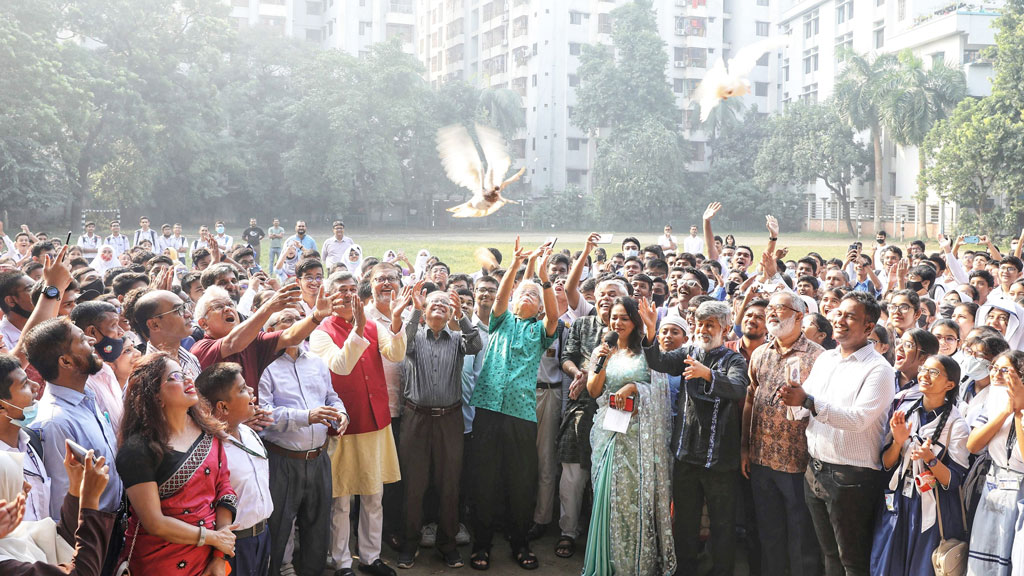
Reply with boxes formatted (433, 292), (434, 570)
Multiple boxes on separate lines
(555, 536), (575, 558)
(470, 550), (490, 571)
(514, 547), (539, 570)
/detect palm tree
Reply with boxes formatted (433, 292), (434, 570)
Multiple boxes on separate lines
(477, 87), (525, 141)
(834, 50), (901, 231)
(883, 51), (966, 237)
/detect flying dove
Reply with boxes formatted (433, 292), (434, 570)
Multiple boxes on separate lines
(437, 123), (526, 218)
(694, 36), (790, 122)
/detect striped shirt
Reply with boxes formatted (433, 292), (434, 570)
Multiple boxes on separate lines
(146, 342), (203, 381)
(404, 310), (482, 407)
(790, 342), (895, 470)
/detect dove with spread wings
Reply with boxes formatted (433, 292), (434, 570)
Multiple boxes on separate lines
(436, 123), (526, 218)
(694, 37), (790, 122)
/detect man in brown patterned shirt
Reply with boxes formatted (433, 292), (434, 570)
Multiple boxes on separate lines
(741, 291), (823, 576)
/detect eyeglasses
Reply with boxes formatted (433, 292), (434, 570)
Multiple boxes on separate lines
(372, 275), (399, 284)
(165, 371), (189, 384)
(990, 366), (1015, 377)
(867, 338), (879, 345)
(899, 341), (918, 351)
(887, 304), (914, 314)
(153, 303), (188, 319)
(917, 367), (943, 378)
(208, 302), (235, 314)
(300, 275), (324, 283)
(679, 279), (701, 289)
(766, 303), (799, 314)
(475, 287), (498, 294)
(935, 335), (960, 344)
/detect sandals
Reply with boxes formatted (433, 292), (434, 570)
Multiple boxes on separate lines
(555, 536), (576, 558)
(470, 550), (490, 571)
(514, 547), (539, 570)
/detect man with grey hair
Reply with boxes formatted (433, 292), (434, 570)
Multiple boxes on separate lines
(639, 298), (749, 576)
(741, 291), (823, 576)
(554, 275), (631, 558)
(397, 288), (481, 568)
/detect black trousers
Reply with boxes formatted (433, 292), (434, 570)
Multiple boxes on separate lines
(399, 408), (464, 553)
(672, 461), (737, 576)
(267, 447), (332, 576)
(803, 459), (882, 576)
(470, 409), (538, 552)
(750, 464), (821, 576)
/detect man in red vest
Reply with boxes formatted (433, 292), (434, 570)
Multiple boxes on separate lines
(310, 270), (411, 576)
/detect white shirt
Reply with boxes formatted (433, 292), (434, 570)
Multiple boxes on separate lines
(960, 382), (991, 429)
(682, 235), (704, 255)
(790, 342), (895, 469)
(133, 229), (157, 248)
(156, 234), (188, 255)
(977, 385), (1024, 473)
(223, 425), (273, 530)
(659, 234), (679, 251)
(366, 305), (405, 417)
(214, 234), (233, 250)
(323, 236), (355, 268)
(77, 234), (101, 258)
(0, 430), (50, 522)
(103, 234), (130, 256)
(1, 315), (21, 350)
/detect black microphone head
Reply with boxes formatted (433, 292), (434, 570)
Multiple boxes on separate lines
(604, 331), (619, 346)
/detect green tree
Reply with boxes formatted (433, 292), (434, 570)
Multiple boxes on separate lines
(756, 101), (871, 235)
(882, 51), (966, 236)
(573, 0), (688, 224)
(833, 50), (901, 230)
(477, 88), (525, 141)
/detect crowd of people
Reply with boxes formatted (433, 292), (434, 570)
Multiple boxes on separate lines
(3, 206), (1024, 576)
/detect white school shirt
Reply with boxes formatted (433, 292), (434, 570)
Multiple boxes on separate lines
(223, 424), (274, 530)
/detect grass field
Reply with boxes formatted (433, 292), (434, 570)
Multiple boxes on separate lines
(253, 228), (941, 274)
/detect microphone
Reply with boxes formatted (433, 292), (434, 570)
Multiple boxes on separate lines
(594, 331), (619, 374)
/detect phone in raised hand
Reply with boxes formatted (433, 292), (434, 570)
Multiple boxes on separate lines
(66, 440), (93, 464)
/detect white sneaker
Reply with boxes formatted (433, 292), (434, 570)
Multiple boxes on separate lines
(456, 523), (471, 546)
(280, 563), (298, 576)
(420, 523), (437, 547)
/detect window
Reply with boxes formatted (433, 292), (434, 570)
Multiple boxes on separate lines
(598, 13), (611, 34)
(570, 11), (583, 25)
(568, 74), (579, 87)
(803, 10), (819, 39)
(566, 169), (587, 185)
(306, 28), (323, 42)
(687, 47), (707, 68)
(233, 0), (249, 7)
(569, 43), (581, 56)
(692, 142), (706, 162)
(835, 0), (853, 24)
(835, 32), (853, 59)
(756, 21), (770, 36)
(359, 21), (371, 35)
(873, 20), (884, 48)
(757, 0), (769, 5)
(306, 1), (322, 14)
(754, 82), (769, 97)
(675, 16), (706, 36)
(782, 58), (789, 80)
(964, 49), (981, 64)
(673, 78), (685, 93)
(756, 53), (769, 66)
(931, 52), (945, 66)
(512, 15), (528, 37)
(801, 83), (818, 103)
(898, 0), (906, 20)
(803, 47), (819, 73)
(568, 138), (588, 151)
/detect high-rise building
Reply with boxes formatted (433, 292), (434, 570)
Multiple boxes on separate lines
(228, 0), (416, 56)
(774, 0), (1001, 235)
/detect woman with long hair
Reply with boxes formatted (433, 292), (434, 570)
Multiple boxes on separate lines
(966, 350), (1024, 574)
(870, 355), (969, 575)
(115, 353), (238, 576)
(582, 297), (675, 576)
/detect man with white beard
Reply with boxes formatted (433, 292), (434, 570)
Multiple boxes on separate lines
(640, 299), (749, 576)
(740, 292), (824, 576)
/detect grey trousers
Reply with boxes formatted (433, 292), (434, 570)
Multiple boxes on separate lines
(268, 446), (332, 576)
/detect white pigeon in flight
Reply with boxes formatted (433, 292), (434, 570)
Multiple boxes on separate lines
(436, 123), (526, 218)
(694, 36), (790, 122)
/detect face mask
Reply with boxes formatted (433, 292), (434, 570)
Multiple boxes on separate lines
(907, 280), (924, 293)
(938, 303), (955, 318)
(961, 356), (991, 383)
(10, 303), (33, 319)
(1, 398), (38, 429)
(653, 293), (666, 307)
(216, 226), (225, 234)
(727, 281), (739, 295)
(95, 335), (125, 363)
(581, 266), (591, 281)
(624, 249), (639, 258)
(876, 238), (885, 244)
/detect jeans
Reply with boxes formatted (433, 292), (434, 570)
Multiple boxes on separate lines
(673, 461), (737, 576)
(803, 459), (881, 576)
(268, 246), (281, 268)
(750, 464), (821, 576)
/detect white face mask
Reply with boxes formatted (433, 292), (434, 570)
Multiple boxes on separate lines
(581, 266), (591, 281)
(960, 356), (991, 383)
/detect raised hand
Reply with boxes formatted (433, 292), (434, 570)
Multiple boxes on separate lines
(42, 244), (72, 291)
(937, 234), (952, 253)
(411, 281), (427, 311)
(683, 356), (712, 381)
(353, 299), (367, 335)
(890, 411), (912, 446)
(637, 297), (658, 338)
(448, 289), (464, 320)
(703, 202), (722, 221)
(266, 284), (302, 313)
(585, 232), (601, 252)
(910, 438), (936, 464)
(765, 215), (779, 238)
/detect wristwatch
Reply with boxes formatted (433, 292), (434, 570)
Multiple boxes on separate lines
(768, 236), (778, 242)
(926, 456), (939, 469)
(541, 281), (553, 289)
(41, 285), (60, 300)
(802, 394), (818, 416)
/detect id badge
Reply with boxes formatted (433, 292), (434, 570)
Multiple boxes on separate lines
(884, 493), (896, 512)
(902, 476), (915, 499)
(998, 476), (1021, 491)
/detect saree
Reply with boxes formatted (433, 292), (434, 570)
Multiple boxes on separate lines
(582, 351), (676, 576)
(122, 435), (236, 576)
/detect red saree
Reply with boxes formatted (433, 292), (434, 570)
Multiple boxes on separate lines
(121, 435), (236, 576)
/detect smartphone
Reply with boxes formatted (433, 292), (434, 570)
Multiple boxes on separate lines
(848, 243), (858, 252)
(964, 235), (980, 244)
(249, 265), (261, 276)
(175, 265), (187, 280)
(66, 439), (92, 464)
(622, 395), (635, 413)
(66, 231), (73, 246)
(545, 236), (558, 250)
(595, 234), (614, 244)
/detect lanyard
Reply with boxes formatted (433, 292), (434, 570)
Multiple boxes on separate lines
(230, 429), (268, 460)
